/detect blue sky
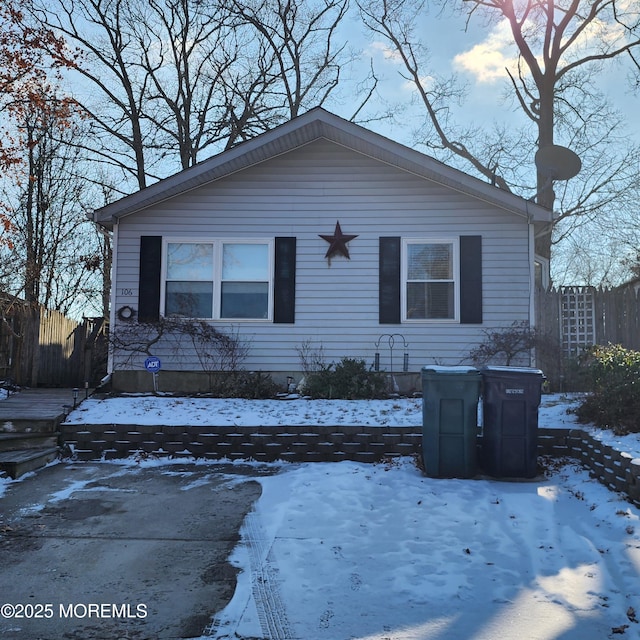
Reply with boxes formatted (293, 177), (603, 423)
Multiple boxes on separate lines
(346, 6), (639, 148)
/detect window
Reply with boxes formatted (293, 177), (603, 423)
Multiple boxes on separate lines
(163, 240), (272, 320)
(221, 243), (270, 319)
(403, 240), (457, 321)
(166, 243), (214, 318)
(534, 255), (549, 290)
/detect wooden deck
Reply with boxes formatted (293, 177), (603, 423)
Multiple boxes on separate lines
(0, 388), (83, 422)
(0, 388), (88, 478)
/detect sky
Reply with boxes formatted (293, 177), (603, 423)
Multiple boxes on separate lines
(11, 392), (637, 640)
(351, 4), (640, 147)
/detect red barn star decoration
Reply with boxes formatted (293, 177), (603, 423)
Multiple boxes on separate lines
(319, 221), (358, 259)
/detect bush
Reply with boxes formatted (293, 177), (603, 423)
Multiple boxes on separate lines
(574, 344), (640, 434)
(302, 357), (388, 399)
(467, 320), (567, 389)
(468, 321), (538, 366)
(207, 370), (280, 399)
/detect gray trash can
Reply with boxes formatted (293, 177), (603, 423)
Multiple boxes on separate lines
(480, 366), (544, 478)
(422, 366), (481, 478)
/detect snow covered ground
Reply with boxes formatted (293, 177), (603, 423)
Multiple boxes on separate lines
(64, 391), (640, 459)
(4, 393), (640, 639)
(208, 459), (640, 640)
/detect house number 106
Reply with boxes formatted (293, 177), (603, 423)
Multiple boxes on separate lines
(120, 288), (134, 296)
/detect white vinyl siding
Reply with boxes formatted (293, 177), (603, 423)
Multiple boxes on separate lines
(112, 139), (535, 373)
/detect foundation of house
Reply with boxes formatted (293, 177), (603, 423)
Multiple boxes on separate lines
(109, 369), (422, 395)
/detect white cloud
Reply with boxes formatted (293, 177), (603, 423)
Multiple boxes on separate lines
(577, 15), (627, 51)
(366, 40), (434, 94)
(453, 20), (518, 84)
(453, 4), (639, 85)
(367, 40), (404, 64)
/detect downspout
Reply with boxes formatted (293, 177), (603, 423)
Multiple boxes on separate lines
(107, 219), (119, 376)
(527, 205), (536, 366)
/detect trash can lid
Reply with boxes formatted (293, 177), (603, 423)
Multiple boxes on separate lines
(481, 365), (544, 375)
(422, 365), (479, 374)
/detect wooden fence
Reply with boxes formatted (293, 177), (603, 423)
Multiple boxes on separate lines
(536, 285), (640, 354)
(0, 302), (107, 387)
(535, 284), (640, 387)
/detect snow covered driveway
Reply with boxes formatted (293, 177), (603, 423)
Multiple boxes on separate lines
(210, 459), (640, 640)
(58, 392), (640, 638)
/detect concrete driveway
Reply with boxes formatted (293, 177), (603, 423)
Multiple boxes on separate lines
(0, 460), (266, 639)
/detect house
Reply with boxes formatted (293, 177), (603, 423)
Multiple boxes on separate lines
(91, 108), (551, 392)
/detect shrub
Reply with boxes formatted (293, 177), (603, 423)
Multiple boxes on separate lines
(467, 320), (566, 389)
(574, 344), (640, 434)
(208, 370), (280, 399)
(296, 339), (326, 375)
(302, 357), (388, 399)
(468, 321), (538, 366)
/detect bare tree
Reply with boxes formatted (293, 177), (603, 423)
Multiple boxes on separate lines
(358, 0), (514, 186)
(125, 0), (244, 171)
(0, 1), (75, 247)
(225, 0), (349, 119)
(221, 0), (382, 146)
(28, 0), (365, 193)
(29, 0), (236, 188)
(1, 85), (104, 316)
(358, 0), (640, 262)
(29, 0), (167, 190)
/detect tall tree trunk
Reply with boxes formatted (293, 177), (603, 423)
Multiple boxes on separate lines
(24, 132), (38, 305)
(535, 82), (556, 261)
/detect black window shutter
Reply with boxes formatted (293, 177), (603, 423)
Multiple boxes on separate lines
(379, 237), (401, 324)
(274, 237), (296, 323)
(460, 235), (483, 324)
(138, 236), (162, 322)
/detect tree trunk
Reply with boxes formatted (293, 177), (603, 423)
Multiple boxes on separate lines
(534, 80), (556, 261)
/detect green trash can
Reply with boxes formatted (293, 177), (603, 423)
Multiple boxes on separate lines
(421, 366), (482, 478)
(481, 366), (544, 479)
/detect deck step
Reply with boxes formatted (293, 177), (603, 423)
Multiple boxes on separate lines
(0, 432), (58, 453)
(0, 417), (63, 434)
(0, 447), (59, 479)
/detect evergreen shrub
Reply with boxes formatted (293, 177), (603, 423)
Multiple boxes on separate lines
(575, 344), (640, 434)
(302, 357), (388, 399)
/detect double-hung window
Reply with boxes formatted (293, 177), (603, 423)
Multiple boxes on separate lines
(165, 242), (214, 318)
(164, 240), (272, 320)
(403, 239), (458, 321)
(221, 242), (270, 319)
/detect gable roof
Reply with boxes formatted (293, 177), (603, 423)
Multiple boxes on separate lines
(92, 107), (551, 229)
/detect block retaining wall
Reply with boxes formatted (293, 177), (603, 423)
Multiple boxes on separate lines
(61, 424), (424, 465)
(60, 424), (640, 507)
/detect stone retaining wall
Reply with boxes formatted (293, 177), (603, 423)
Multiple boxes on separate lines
(60, 424), (640, 507)
(547, 429), (640, 506)
(61, 424), (424, 464)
